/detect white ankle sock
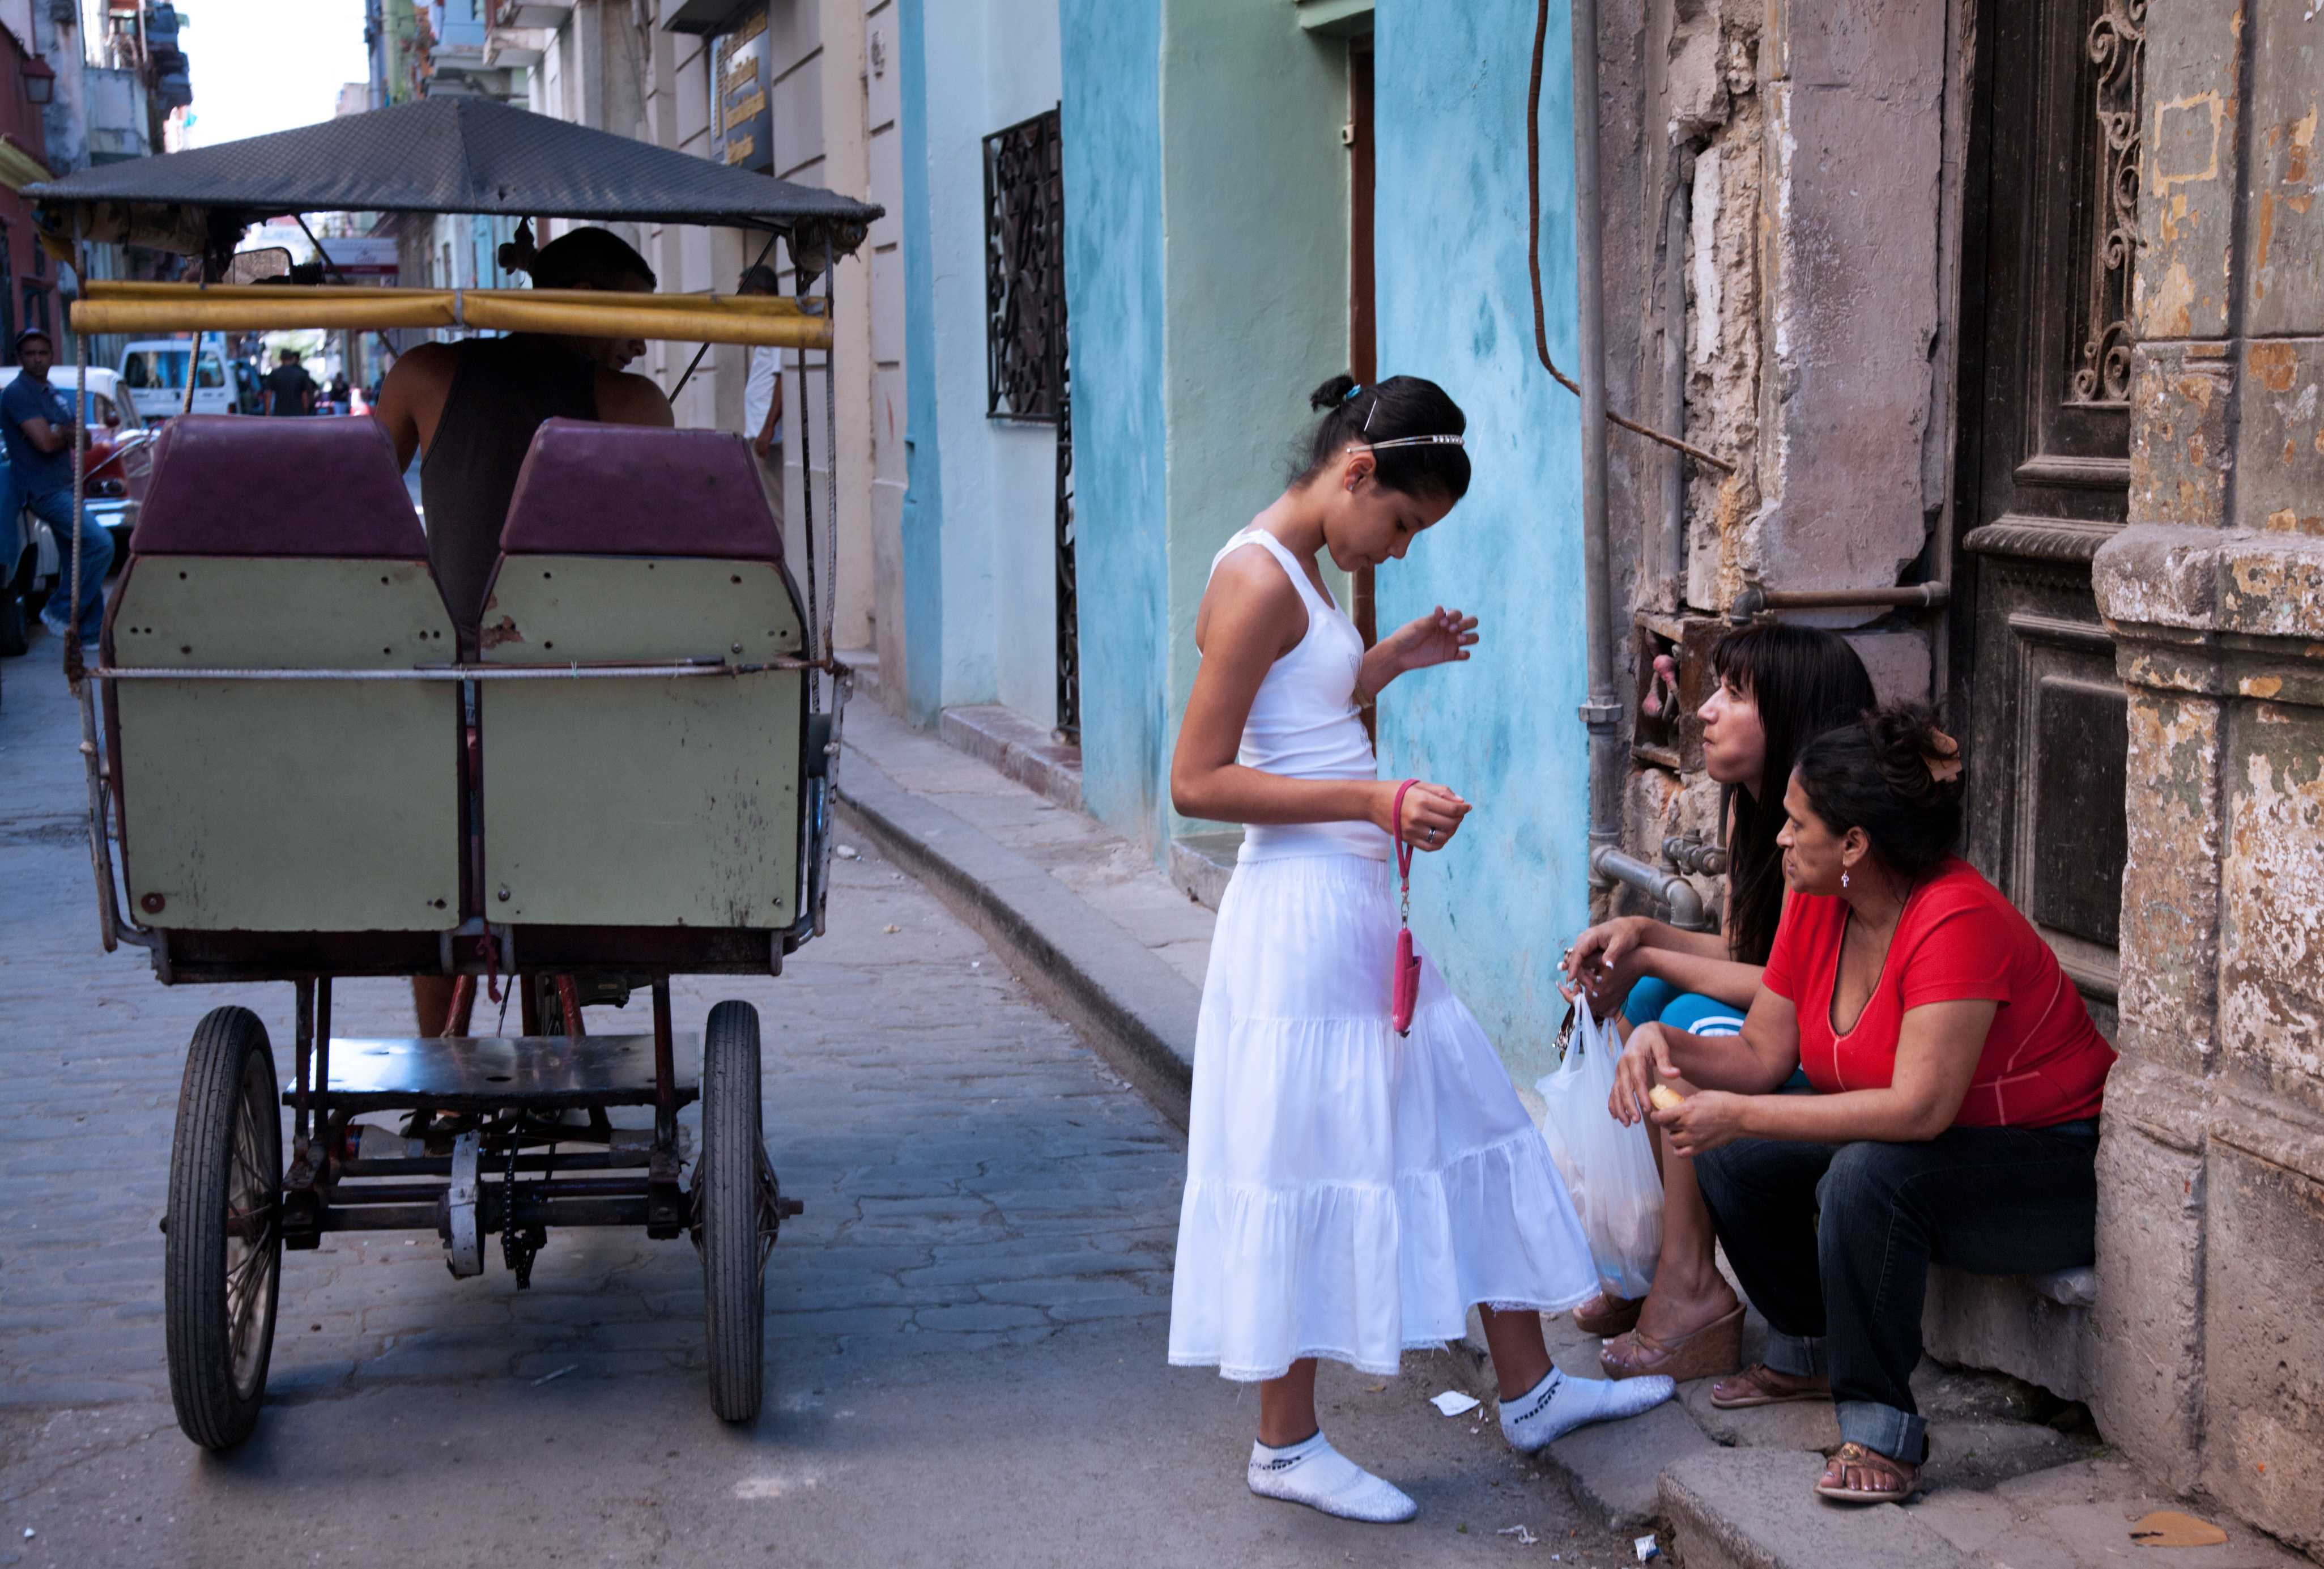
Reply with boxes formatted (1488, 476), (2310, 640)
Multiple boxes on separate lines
(1499, 1367), (1676, 1453)
(1246, 1432), (1418, 1523)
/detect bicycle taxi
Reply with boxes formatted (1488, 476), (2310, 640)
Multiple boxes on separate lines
(25, 98), (878, 1445)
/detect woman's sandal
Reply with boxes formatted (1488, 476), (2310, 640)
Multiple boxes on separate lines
(1599, 1303), (1744, 1382)
(1707, 1362), (1832, 1409)
(1813, 1441), (1922, 1505)
(1573, 1293), (1642, 1338)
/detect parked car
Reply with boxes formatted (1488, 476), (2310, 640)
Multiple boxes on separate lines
(0, 366), (153, 654)
(118, 334), (235, 419)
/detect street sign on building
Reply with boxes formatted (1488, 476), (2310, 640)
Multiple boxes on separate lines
(711, 5), (773, 174)
(318, 237), (401, 282)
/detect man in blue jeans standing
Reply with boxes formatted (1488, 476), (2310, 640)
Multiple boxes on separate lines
(2, 328), (112, 645)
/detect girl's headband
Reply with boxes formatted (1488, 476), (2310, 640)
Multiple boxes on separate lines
(1360, 434), (1465, 452)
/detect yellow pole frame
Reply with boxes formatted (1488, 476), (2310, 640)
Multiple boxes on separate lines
(67, 282), (834, 349)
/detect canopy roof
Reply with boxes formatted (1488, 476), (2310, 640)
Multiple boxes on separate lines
(26, 97), (881, 249)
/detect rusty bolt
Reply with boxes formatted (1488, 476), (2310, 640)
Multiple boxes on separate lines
(141, 892), (165, 913)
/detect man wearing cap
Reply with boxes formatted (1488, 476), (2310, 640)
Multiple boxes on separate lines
(1, 328), (112, 646)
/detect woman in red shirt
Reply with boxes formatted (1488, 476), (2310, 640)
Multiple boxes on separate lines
(1609, 704), (2114, 1506)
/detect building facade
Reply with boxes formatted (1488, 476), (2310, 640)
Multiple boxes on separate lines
(891, 0), (2324, 1554)
(459, 0), (904, 673)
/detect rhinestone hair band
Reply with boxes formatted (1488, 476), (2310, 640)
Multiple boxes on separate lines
(1362, 434), (1465, 451)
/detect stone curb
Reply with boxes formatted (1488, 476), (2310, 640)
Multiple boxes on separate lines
(936, 704), (1086, 812)
(1658, 1448), (1975, 1569)
(834, 751), (1197, 1130)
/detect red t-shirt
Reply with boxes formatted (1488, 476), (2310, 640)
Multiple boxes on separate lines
(1761, 858), (2115, 1128)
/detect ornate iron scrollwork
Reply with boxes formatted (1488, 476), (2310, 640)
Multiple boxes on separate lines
(2070, 0), (2144, 407)
(982, 106), (1078, 740)
(1054, 333), (1079, 742)
(984, 108), (1063, 422)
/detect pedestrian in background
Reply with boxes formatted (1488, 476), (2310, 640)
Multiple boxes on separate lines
(1165, 373), (1675, 1524)
(263, 347), (317, 416)
(738, 264), (785, 525)
(1, 329), (112, 646)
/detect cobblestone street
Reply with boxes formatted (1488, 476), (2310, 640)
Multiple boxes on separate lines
(0, 646), (1629, 1568)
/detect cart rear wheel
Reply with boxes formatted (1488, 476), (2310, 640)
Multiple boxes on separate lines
(699, 1000), (767, 1422)
(165, 1006), (283, 1450)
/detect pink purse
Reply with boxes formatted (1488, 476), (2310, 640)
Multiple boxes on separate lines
(1391, 779), (1423, 1036)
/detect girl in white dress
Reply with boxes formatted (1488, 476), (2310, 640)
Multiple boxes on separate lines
(1168, 375), (1676, 1523)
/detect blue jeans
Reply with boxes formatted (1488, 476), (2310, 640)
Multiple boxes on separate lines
(1692, 1122), (2101, 1464)
(29, 487), (112, 644)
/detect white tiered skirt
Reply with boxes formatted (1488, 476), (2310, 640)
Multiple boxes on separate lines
(1168, 853), (1597, 1382)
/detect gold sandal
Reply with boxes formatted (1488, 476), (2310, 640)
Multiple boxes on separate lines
(1599, 1303), (1744, 1381)
(1814, 1440), (1921, 1505)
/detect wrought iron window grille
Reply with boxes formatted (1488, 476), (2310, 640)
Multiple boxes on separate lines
(984, 108), (1064, 423)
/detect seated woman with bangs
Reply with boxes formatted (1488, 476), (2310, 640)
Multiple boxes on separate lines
(1611, 704), (2116, 1507)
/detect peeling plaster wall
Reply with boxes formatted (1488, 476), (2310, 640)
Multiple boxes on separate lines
(1606, 0), (1957, 920)
(2088, 0), (2324, 1550)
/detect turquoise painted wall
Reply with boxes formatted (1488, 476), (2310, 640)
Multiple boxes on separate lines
(1157, 2), (1350, 843)
(1061, 0), (1171, 848)
(897, 0), (946, 723)
(1373, 0), (1590, 1091)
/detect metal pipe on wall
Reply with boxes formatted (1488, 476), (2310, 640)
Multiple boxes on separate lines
(1657, 172), (1690, 613)
(1570, 0), (1622, 908)
(1590, 844), (1713, 932)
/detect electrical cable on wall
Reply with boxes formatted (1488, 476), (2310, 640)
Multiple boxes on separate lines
(1529, 0), (1735, 477)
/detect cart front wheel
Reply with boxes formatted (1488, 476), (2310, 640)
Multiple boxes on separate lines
(165, 1006), (283, 1449)
(699, 1000), (768, 1422)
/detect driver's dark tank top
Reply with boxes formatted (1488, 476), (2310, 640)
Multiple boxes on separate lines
(420, 334), (598, 635)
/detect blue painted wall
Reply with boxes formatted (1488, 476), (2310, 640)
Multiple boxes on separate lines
(1059, 0), (1170, 849)
(1373, 0), (1589, 1090)
(897, 0), (946, 723)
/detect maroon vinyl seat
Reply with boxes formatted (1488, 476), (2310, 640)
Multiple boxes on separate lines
(121, 414), (429, 560)
(495, 418), (788, 562)
(474, 419), (811, 933)
(102, 415), (462, 937)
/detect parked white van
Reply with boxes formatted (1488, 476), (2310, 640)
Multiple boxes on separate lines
(118, 335), (236, 419)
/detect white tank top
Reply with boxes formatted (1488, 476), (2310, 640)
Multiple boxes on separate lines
(1204, 528), (1391, 863)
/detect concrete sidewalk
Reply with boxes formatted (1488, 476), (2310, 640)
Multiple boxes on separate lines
(834, 702), (2308, 1569)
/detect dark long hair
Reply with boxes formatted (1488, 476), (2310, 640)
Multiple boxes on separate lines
(1295, 373), (1471, 502)
(1711, 623), (1878, 964)
(1793, 703), (1965, 878)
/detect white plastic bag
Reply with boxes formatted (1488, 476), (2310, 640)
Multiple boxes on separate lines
(1536, 1004), (1663, 1300)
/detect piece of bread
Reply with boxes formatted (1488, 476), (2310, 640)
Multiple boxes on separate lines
(1648, 1085), (1687, 1112)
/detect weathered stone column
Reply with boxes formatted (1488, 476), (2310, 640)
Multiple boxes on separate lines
(2090, 0), (2324, 1550)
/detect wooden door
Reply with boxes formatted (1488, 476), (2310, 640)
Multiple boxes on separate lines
(1951, 0), (2143, 1033)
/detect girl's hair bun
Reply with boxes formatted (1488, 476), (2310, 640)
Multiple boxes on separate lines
(1865, 701), (1965, 813)
(1309, 373), (1359, 412)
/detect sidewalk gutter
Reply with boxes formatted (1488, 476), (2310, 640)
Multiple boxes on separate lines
(835, 754), (1198, 1130)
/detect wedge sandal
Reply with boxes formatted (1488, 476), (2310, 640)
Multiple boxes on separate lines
(1572, 1293), (1642, 1337)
